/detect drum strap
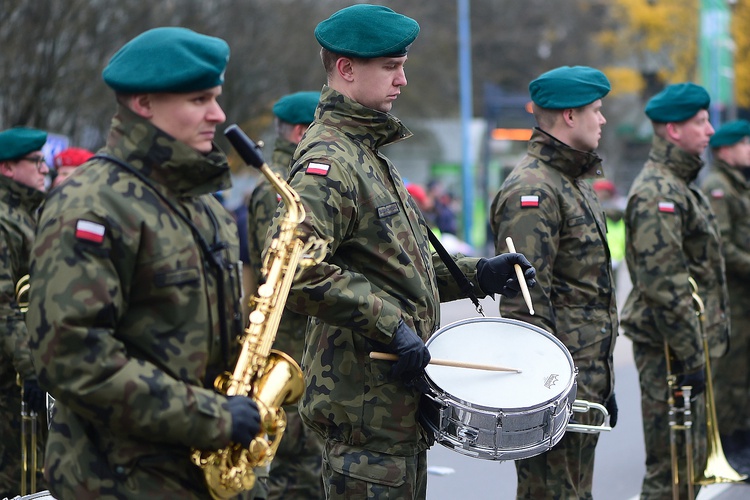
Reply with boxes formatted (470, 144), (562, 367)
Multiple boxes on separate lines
(427, 230), (484, 316)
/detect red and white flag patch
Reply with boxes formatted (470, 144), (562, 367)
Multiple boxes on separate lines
(710, 189), (725, 199)
(306, 162), (330, 176)
(520, 195), (540, 208)
(75, 219), (105, 244)
(658, 201), (676, 213)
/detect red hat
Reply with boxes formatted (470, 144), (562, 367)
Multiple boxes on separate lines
(54, 147), (94, 168)
(592, 179), (616, 195)
(406, 183), (428, 205)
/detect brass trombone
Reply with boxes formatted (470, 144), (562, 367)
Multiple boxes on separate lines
(666, 277), (746, 499)
(16, 274), (45, 495)
(20, 381), (40, 496)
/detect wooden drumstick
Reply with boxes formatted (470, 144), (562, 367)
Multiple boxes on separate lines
(505, 236), (535, 316)
(369, 352), (522, 373)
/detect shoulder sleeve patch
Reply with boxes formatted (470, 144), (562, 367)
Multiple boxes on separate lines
(520, 195), (540, 208)
(658, 201), (676, 213)
(75, 219), (106, 244)
(710, 189), (725, 199)
(306, 162), (331, 176)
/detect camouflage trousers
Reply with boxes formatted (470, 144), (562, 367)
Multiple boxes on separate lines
(322, 441), (427, 500)
(515, 340), (611, 500)
(713, 299), (750, 437)
(633, 342), (707, 500)
(268, 407), (324, 500)
(0, 373), (46, 498)
(515, 411), (600, 500)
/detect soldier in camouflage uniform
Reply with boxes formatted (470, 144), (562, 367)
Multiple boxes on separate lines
(490, 66), (618, 500)
(26, 27), (266, 499)
(246, 91), (324, 500)
(621, 82), (729, 499)
(0, 127), (49, 498)
(270, 5), (536, 500)
(700, 119), (750, 458)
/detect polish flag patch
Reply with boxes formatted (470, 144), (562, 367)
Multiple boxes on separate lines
(520, 195), (540, 208)
(75, 219), (106, 244)
(658, 201), (676, 213)
(710, 189), (725, 199)
(276, 193), (282, 202)
(306, 162), (330, 176)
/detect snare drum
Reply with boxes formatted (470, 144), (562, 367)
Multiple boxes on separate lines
(9, 491), (56, 499)
(421, 317), (577, 461)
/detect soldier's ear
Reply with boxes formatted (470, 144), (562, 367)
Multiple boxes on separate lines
(336, 57), (356, 82)
(129, 94), (155, 119)
(561, 108), (575, 127)
(0, 161), (12, 177)
(665, 122), (681, 143)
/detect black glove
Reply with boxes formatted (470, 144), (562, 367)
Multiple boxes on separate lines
(605, 394), (618, 429)
(227, 396), (261, 448)
(385, 320), (431, 381)
(476, 253), (536, 298)
(22, 379), (46, 414)
(677, 368), (706, 397)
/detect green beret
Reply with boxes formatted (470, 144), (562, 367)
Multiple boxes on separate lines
(645, 83), (710, 123)
(529, 66), (611, 110)
(315, 5), (419, 58)
(0, 127), (47, 162)
(103, 27), (229, 93)
(272, 91), (321, 125)
(710, 119), (750, 148)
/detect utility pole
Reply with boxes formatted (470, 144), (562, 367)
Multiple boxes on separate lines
(699, 0), (735, 126)
(458, 0), (474, 245)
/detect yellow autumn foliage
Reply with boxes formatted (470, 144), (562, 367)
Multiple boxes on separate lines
(732, 2), (750, 107)
(599, 0), (699, 92)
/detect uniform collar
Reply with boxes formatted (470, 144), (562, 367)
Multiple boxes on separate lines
(103, 105), (232, 196)
(649, 134), (704, 183)
(0, 174), (45, 212)
(527, 128), (604, 179)
(270, 136), (297, 175)
(317, 85), (412, 150)
(712, 159), (750, 188)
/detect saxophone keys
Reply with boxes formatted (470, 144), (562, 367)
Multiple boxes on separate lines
(249, 310), (266, 324)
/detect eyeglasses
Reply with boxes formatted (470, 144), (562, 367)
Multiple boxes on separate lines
(20, 156), (47, 171)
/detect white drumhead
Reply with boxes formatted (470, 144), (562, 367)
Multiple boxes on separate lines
(425, 317), (574, 410)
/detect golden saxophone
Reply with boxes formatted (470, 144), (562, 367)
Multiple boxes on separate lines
(191, 125), (327, 499)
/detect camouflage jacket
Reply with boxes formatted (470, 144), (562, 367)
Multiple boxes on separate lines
(247, 137), (309, 365)
(27, 106), (243, 497)
(701, 160), (750, 284)
(489, 128), (618, 401)
(280, 86), (483, 456)
(621, 135), (729, 371)
(0, 175), (44, 382)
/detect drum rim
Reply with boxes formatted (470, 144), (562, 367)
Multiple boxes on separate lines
(427, 316), (572, 363)
(424, 316), (576, 411)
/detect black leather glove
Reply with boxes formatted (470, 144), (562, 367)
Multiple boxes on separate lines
(677, 368), (706, 397)
(386, 320), (431, 381)
(22, 379), (46, 414)
(227, 396), (261, 448)
(476, 253), (536, 298)
(605, 393), (618, 428)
